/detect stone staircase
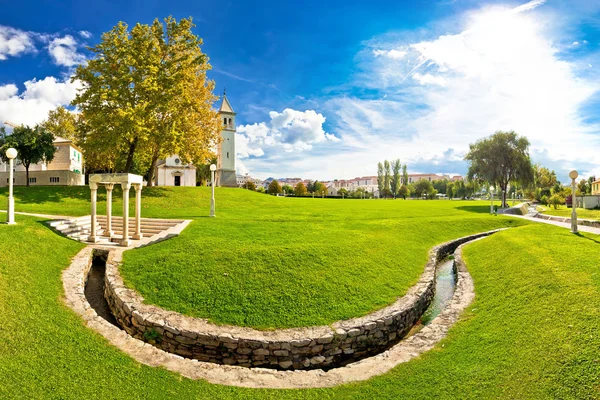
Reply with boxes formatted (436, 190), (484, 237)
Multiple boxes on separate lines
(48, 215), (186, 246)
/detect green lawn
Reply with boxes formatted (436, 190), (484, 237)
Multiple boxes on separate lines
(1, 213), (599, 398)
(539, 204), (600, 220)
(118, 191), (524, 329)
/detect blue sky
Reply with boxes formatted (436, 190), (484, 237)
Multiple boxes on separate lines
(1, 0), (600, 181)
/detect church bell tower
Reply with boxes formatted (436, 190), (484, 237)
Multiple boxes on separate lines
(216, 90), (237, 187)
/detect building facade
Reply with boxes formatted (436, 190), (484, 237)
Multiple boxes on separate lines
(0, 136), (84, 187)
(592, 179), (600, 195)
(155, 155), (196, 187)
(216, 93), (237, 187)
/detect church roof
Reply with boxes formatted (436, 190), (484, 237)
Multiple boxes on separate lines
(219, 94), (235, 114)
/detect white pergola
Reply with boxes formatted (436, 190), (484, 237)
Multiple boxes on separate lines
(89, 173), (143, 247)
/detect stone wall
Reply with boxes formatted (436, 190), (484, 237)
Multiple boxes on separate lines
(103, 231), (498, 370)
(534, 212), (600, 228)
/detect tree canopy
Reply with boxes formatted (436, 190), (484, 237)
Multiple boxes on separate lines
(0, 125), (56, 186)
(72, 16), (221, 182)
(41, 106), (81, 145)
(294, 182), (307, 196)
(268, 180), (282, 195)
(465, 131), (534, 207)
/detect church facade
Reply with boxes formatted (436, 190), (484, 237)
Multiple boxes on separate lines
(154, 92), (236, 187)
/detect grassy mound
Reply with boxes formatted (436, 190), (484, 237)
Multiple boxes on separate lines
(119, 193), (525, 329)
(1, 215), (598, 398)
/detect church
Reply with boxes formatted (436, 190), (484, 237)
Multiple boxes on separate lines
(155, 92), (237, 187)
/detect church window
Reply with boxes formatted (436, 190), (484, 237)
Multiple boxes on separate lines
(228, 118), (232, 126)
(227, 152), (229, 159)
(223, 117), (227, 125)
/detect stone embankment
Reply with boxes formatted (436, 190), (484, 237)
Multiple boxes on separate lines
(104, 231), (498, 370)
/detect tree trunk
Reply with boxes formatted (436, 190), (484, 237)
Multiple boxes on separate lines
(25, 163), (30, 187)
(146, 152), (159, 187)
(124, 138), (138, 173)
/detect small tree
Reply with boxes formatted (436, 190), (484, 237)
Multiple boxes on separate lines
(313, 181), (327, 197)
(268, 180), (282, 195)
(465, 131), (534, 207)
(0, 125), (56, 186)
(391, 159), (401, 198)
(398, 184), (409, 199)
(413, 179), (434, 198)
(294, 182), (307, 196)
(548, 193), (565, 209)
(282, 184), (293, 195)
(245, 180), (256, 191)
(447, 182), (455, 200)
(338, 188), (349, 198)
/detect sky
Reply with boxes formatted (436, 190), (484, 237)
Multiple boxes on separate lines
(1, 0), (600, 181)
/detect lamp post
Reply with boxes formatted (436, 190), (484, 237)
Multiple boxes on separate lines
(245, 172), (249, 190)
(490, 189), (494, 214)
(570, 170), (578, 233)
(210, 164), (216, 217)
(5, 147), (17, 225)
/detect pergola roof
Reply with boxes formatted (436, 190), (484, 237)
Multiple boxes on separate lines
(89, 173), (143, 185)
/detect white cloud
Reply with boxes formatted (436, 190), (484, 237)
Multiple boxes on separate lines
(48, 35), (86, 67)
(236, 109), (337, 161)
(0, 25), (36, 60)
(412, 72), (446, 86)
(510, 0), (546, 14)
(0, 76), (82, 127)
(79, 30), (92, 39)
(0, 84), (18, 100)
(373, 49), (407, 60)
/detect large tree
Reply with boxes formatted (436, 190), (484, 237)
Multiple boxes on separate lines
(465, 131), (534, 207)
(0, 125), (56, 186)
(383, 160), (391, 194)
(391, 159), (401, 198)
(72, 17), (220, 180)
(402, 164), (409, 186)
(41, 106), (81, 145)
(377, 162), (384, 195)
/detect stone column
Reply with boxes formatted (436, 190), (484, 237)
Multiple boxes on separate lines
(105, 183), (114, 238)
(121, 182), (131, 247)
(132, 183), (143, 240)
(89, 182), (99, 243)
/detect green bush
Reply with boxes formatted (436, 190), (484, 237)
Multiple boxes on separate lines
(548, 194), (565, 209)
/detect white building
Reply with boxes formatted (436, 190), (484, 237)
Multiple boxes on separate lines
(155, 155), (196, 187)
(0, 135), (84, 187)
(216, 92), (237, 187)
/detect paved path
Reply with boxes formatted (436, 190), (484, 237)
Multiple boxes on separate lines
(507, 205), (600, 235)
(0, 209), (75, 220)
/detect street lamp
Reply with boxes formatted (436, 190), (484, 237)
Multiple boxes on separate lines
(5, 147), (17, 224)
(245, 172), (249, 190)
(490, 189), (494, 214)
(210, 164), (216, 217)
(570, 170), (578, 233)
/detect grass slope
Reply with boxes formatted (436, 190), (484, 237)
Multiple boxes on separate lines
(539, 205), (600, 221)
(120, 195), (525, 329)
(1, 216), (598, 398)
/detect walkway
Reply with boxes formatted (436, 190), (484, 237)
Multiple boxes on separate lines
(507, 205), (600, 235)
